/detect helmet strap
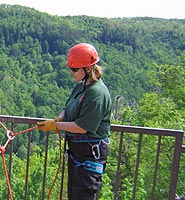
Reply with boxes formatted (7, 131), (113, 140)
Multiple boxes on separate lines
(74, 69), (89, 99)
(82, 68), (89, 82)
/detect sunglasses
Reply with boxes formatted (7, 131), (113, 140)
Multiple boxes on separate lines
(70, 68), (79, 72)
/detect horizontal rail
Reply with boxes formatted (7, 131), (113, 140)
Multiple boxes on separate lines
(0, 114), (48, 124)
(0, 115), (184, 200)
(0, 115), (183, 136)
(111, 124), (184, 136)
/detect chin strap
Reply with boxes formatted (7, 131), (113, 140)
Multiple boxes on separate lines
(75, 69), (89, 99)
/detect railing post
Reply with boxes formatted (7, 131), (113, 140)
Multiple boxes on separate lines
(41, 131), (50, 200)
(60, 136), (67, 200)
(132, 133), (142, 200)
(151, 135), (161, 199)
(168, 133), (183, 200)
(7, 122), (14, 200)
(24, 128), (32, 200)
(114, 132), (124, 200)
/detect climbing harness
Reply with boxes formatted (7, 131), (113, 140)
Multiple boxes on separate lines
(68, 137), (110, 174)
(69, 135), (105, 143)
(0, 121), (63, 200)
(88, 138), (110, 160)
(68, 136), (110, 160)
(69, 154), (104, 174)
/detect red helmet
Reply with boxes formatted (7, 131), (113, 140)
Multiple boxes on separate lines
(67, 43), (100, 68)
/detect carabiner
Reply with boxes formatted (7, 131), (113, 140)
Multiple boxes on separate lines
(7, 130), (15, 140)
(91, 144), (100, 160)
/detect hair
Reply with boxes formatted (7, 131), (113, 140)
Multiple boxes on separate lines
(85, 64), (103, 82)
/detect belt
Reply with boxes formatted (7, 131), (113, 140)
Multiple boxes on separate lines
(67, 135), (108, 143)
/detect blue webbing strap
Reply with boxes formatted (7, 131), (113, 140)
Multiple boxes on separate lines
(67, 135), (108, 143)
(69, 154), (104, 174)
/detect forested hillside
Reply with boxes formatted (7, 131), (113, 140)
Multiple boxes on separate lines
(0, 4), (185, 200)
(0, 4), (185, 118)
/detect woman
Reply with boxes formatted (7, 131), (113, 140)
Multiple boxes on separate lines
(37, 43), (112, 200)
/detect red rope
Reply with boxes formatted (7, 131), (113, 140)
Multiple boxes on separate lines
(0, 121), (37, 200)
(0, 147), (13, 200)
(10, 126), (37, 137)
(47, 131), (63, 200)
(0, 121), (64, 200)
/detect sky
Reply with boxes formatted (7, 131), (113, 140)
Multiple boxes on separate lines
(0, 0), (185, 19)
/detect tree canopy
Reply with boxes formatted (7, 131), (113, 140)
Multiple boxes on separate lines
(0, 4), (185, 200)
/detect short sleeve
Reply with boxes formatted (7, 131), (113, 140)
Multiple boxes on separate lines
(75, 87), (105, 134)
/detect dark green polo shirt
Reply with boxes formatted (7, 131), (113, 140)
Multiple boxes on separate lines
(64, 79), (112, 138)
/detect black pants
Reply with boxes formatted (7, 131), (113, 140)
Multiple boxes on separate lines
(67, 139), (110, 200)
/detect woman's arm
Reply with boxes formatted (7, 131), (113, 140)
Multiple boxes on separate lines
(56, 121), (87, 134)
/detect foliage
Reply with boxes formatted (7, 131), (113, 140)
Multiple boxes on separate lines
(0, 140), (66, 200)
(110, 54), (185, 199)
(99, 173), (114, 200)
(0, 4), (185, 200)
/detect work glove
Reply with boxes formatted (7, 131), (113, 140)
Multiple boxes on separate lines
(37, 120), (58, 132)
(55, 117), (63, 122)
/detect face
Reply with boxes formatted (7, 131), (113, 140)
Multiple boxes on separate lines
(70, 68), (85, 82)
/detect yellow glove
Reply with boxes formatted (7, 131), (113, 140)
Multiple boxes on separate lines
(37, 120), (58, 132)
(55, 117), (63, 122)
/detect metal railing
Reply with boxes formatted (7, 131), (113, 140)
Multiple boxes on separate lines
(0, 115), (184, 200)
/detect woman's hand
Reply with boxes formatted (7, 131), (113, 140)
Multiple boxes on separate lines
(37, 120), (58, 132)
